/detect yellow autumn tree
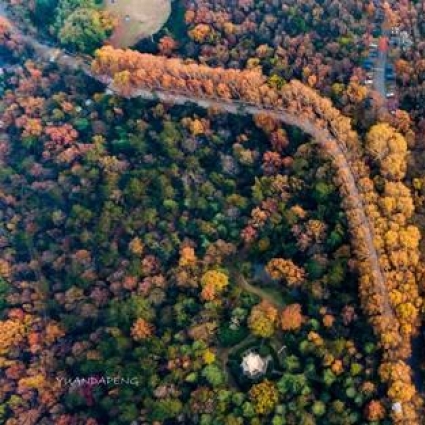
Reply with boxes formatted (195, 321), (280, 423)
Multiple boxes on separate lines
(199, 270), (228, 302)
(189, 24), (212, 43)
(129, 237), (144, 256)
(249, 380), (279, 415)
(248, 301), (278, 338)
(0, 319), (26, 356)
(365, 123), (407, 181)
(200, 270), (229, 291)
(0, 259), (11, 278)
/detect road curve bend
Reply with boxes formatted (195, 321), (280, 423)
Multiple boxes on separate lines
(0, 5), (421, 422)
(0, 0), (394, 361)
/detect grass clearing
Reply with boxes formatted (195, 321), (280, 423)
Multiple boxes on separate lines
(104, 0), (171, 48)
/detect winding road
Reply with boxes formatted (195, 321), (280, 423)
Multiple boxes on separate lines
(132, 86), (393, 317)
(1, 4), (422, 421)
(0, 0), (393, 338)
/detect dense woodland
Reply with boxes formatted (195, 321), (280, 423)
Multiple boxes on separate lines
(0, 0), (424, 424)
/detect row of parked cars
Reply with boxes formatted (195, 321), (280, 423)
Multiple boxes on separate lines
(362, 40), (398, 112)
(384, 60), (397, 112)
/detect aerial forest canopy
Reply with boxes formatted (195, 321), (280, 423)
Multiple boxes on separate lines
(90, 45), (423, 423)
(0, 0), (424, 425)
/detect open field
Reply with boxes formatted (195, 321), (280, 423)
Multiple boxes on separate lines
(104, 0), (171, 47)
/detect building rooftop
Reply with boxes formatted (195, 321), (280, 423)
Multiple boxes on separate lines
(241, 351), (268, 378)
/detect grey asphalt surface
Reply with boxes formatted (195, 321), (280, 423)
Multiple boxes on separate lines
(373, 49), (387, 100)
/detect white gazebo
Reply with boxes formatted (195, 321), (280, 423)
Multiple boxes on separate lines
(241, 351), (268, 379)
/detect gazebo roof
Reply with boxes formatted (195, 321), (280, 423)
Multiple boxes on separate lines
(241, 352), (267, 377)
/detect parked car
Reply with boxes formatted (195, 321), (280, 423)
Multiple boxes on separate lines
(386, 91), (395, 98)
(363, 59), (373, 71)
(388, 99), (397, 113)
(389, 98), (399, 111)
(385, 64), (395, 79)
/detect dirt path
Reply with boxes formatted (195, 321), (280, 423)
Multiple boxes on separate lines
(217, 334), (255, 386)
(233, 272), (284, 309)
(218, 270), (282, 384)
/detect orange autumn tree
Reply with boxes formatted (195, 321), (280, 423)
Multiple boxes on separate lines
(0, 259), (11, 279)
(0, 16), (24, 53)
(179, 246), (197, 267)
(364, 400), (386, 422)
(188, 24), (213, 43)
(92, 46), (267, 103)
(158, 36), (178, 56)
(131, 318), (154, 341)
(265, 258), (306, 287)
(0, 16), (12, 43)
(0, 319), (27, 357)
(281, 303), (303, 331)
(201, 270), (228, 289)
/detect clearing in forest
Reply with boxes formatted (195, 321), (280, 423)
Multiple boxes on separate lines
(104, 0), (171, 48)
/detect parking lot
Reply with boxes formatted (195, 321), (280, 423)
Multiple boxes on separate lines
(362, 2), (401, 114)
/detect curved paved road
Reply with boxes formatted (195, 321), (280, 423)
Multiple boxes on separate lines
(130, 86), (393, 318)
(0, 1), (393, 330)
(1, 5), (421, 422)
